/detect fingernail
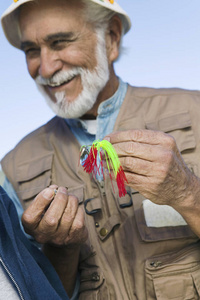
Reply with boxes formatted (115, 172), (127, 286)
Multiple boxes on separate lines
(58, 187), (68, 195)
(42, 188), (54, 200)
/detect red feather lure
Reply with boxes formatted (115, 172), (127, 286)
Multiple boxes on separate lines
(80, 140), (128, 197)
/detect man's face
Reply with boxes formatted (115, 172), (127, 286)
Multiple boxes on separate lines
(19, 0), (110, 118)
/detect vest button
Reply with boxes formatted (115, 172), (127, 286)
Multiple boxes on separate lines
(100, 228), (108, 236)
(95, 222), (100, 228)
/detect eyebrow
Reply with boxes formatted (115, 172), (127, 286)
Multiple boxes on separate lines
(44, 32), (76, 43)
(20, 32), (76, 51)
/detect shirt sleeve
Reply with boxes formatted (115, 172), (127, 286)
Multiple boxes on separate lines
(3, 177), (24, 221)
(2, 177), (39, 244)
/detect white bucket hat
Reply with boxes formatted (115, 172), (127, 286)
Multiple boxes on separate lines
(1, 0), (131, 50)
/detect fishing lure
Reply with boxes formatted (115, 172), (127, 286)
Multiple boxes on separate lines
(80, 139), (128, 197)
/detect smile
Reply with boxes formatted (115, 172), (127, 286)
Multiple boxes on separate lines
(47, 75), (77, 88)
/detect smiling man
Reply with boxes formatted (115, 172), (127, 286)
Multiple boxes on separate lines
(2, 0), (200, 299)
(20, 0), (112, 119)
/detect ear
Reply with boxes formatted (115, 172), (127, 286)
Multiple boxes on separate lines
(106, 15), (123, 63)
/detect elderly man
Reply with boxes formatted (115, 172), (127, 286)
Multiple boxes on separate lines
(2, 0), (200, 299)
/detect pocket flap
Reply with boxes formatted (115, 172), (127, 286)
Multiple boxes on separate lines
(146, 111), (196, 152)
(79, 267), (104, 293)
(16, 153), (53, 201)
(146, 111), (191, 132)
(16, 152), (53, 182)
(98, 214), (121, 241)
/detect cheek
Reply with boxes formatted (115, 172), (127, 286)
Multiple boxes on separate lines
(26, 58), (40, 79)
(61, 45), (97, 70)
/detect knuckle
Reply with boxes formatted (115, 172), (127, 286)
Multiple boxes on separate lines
(130, 129), (143, 141)
(126, 142), (135, 155)
(43, 216), (58, 228)
(124, 156), (134, 171)
(165, 134), (176, 149)
(74, 220), (85, 230)
(22, 213), (34, 226)
(68, 195), (79, 206)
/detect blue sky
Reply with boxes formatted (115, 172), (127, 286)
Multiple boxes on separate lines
(0, 0), (200, 160)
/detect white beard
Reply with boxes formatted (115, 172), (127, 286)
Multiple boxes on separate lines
(35, 28), (109, 119)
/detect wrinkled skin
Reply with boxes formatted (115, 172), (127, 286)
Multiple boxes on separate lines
(104, 129), (200, 237)
(22, 185), (88, 246)
(22, 185), (88, 296)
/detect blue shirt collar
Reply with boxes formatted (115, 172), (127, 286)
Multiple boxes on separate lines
(66, 78), (127, 132)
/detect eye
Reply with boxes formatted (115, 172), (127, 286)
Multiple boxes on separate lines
(51, 39), (70, 49)
(24, 47), (40, 58)
(53, 39), (67, 45)
(51, 37), (77, 50)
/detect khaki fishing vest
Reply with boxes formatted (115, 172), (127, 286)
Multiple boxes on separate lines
(2, 85), (200, 299)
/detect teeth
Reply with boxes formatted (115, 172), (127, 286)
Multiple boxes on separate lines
(49, 75), (75, 87)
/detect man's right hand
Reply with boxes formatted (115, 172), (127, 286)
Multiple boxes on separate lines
(22, 185), (88, 247)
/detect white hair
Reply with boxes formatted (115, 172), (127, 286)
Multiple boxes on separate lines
(81, 0), (125, 57)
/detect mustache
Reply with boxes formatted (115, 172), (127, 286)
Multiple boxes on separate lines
(35, 68), (81, 86)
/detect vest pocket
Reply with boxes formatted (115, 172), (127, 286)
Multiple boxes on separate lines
(145, 111), (196, 153)
(79, 267), (108, 300)
(133, 194), (197, 242)
(145, 243), (200, 299)
(16, 152), (54, 206)
(79, 243), (110, 300)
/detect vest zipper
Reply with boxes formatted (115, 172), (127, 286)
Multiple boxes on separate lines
(150, 261), (162, 268)
(0, 257), (25, 300)
(96, 180), (110, 217)
(149, 243), (200, 270)
(97, 180), (106, 197)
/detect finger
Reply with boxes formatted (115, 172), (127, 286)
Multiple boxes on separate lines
(48, 184), (58, 189)
(119, 156), (156, 176)
(112, 141), (159, 161)
(40, 187), (69, 233)
(58, 195), (79, 235)
(49, 200), (85, 247)
(124, 171), (158, 195)
(22, 187), (55, 230)
(65, 206), (88, 245)
(104, 129), (172, 147)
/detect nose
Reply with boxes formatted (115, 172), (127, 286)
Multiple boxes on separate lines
(39, 48), (63, 79)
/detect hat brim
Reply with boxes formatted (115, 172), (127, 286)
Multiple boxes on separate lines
(1, 0), (33, 49)
(1, 0), (131, 49)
